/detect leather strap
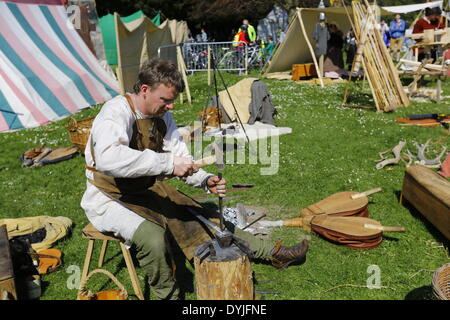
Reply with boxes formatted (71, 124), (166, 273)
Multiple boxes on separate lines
(86, 94), (137, 172)
(124, 94), (138, 116)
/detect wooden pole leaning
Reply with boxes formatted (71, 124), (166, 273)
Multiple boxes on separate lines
(207, 45), (211, 86)
(177, 46), (192, 105)
(297, 8), (324, 87)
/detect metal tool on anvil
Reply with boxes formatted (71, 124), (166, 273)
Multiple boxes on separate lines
(210, 138), (225, 231)
(187, 207), (254, 262)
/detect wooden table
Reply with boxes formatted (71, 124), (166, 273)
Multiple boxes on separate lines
(400, 44), (447, 103)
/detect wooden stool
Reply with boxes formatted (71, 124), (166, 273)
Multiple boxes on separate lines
(79, 223), (144, 300)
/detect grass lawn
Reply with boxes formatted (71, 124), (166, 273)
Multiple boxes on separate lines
(0, 71), (449, 300)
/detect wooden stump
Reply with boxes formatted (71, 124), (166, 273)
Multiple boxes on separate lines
(194, 243), (253, 300)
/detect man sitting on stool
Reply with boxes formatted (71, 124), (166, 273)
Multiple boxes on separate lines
(81, 59), (309, 300)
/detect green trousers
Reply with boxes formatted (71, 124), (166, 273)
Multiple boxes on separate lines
(131, 219), (274, 300)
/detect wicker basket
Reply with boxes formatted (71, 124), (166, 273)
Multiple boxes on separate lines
(432, 263), (450, 300)
(77, 269), (128, 300)
(66, 116), (95, 153)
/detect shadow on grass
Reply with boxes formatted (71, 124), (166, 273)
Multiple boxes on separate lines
(405, 285), (435, 300)
(342, 81), (376, 110)
(394, 190), (450, 249)
(400, 76), (433, 88)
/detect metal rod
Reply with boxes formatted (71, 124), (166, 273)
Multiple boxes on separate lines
(186, 207), (222, 233)
(218, 172), (224, 231)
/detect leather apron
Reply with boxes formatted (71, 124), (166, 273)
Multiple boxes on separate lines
(87, 95), (213, 260)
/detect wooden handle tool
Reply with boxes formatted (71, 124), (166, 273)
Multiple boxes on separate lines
(351, 187), (382, 199)
(363, 224), (405, 232)
(193, 155), (217, 169)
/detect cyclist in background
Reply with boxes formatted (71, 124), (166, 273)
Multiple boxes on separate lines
(242, 19), (257, 43)
(233, 25), (250, 47)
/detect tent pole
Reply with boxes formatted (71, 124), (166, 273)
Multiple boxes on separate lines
(177, 46), (192, 105)
(114, 12), (125, 95)
(297, 8), (324, 87)
(342, 0), (357, 106)
(208, 45), (211, 86)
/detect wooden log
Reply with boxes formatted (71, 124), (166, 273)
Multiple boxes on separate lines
(194, 245), (253, 300)
(405, 29), (447, 39)
(423, 29), (436, 44)
(401, 165), (450, 240)
(399, 59), (446, 72)
(399, 70), (446, 76)
(0, 225), (17, 300)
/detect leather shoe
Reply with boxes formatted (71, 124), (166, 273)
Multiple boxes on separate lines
(271, 239), (309, 269)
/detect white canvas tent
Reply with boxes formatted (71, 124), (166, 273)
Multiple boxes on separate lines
(382, 1), (442, 14)
(264, 7), (355, 75)
(264, 3), (440, 76)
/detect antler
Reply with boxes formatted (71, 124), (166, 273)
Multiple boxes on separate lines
(411, 139), (447, 167)
(375, 141), (406, 169)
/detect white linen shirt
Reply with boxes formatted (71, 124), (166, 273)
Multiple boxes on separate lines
(80, 95), (212, 247)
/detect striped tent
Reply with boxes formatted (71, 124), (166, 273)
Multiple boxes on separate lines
(0, 0), (119, 132)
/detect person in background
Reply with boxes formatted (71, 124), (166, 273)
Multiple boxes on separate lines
(278, 28), (286, 43)
(241, 19), (257, 43)
(264, 36), (275, 59)
(187, 29), (195, 42)
(313, 12), (330, 77)
(414, 6), (446, 33)
(389, 14), (407, 61)
(413, 6), (446, 61)
(233, 25), (250, 47)
(345, 28), (356, 70)
(323, 23), (345, 78)
(380, 19), (390, 48)
(200, 27), (208, 42)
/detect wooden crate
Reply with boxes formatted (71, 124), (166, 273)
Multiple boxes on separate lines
(292, 63), (317, 80)
(0, 225), (17, 300)
(401, 165), (450, 240)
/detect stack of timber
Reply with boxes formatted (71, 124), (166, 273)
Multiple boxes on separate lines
(352, 1), (410, 112)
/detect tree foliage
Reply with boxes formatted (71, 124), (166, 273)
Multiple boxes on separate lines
(182, 0), (275, 40)
(95, 0), (432, 41)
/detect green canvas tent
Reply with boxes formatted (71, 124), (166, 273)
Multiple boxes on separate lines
(113, 13), (189, 94)
(99, 10), (161, 65)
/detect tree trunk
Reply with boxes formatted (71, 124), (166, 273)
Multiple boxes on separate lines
(194, 251), (254, 300)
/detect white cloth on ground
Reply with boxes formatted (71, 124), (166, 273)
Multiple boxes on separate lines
(201, 121), (292, 141)
(81, 95), (212, 247)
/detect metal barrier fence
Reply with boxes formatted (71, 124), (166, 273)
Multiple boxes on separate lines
(158, 41), (249, 74)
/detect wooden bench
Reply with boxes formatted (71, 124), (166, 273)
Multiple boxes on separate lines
(401, 165), (450, 240)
